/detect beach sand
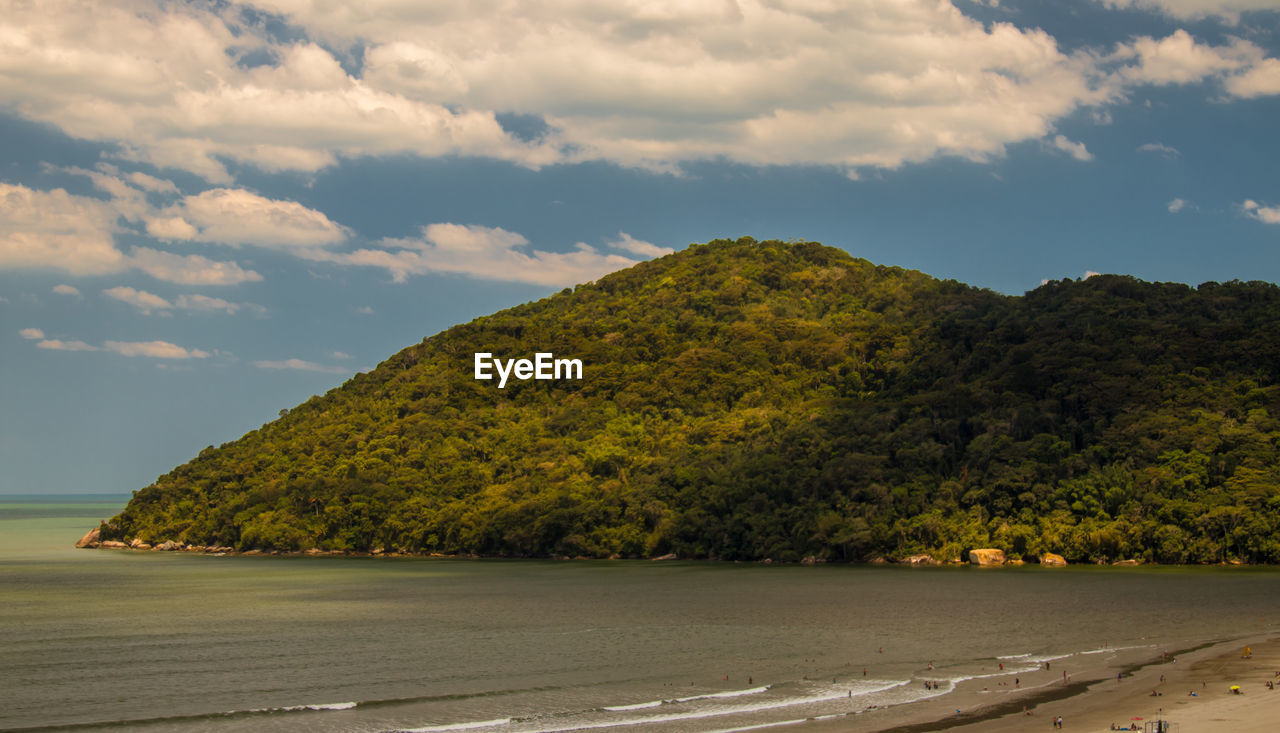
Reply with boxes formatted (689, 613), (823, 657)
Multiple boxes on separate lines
(797, 635), (1280, 732)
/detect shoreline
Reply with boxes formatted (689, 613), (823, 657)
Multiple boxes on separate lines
(790, 635), (1280, 733)
(72, 532), (1272, 566)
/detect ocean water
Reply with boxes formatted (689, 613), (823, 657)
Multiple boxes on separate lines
(3, 496), (1279, 733)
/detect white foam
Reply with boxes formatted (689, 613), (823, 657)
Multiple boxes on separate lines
(702, 718), (809, 732)
(602, 685), (769, 711)
(283, 702), (358, 711)
(676, 685), (772, 702)
(601, 701), (663, 712)
(402, 717), (513, 732)
(512, 681), (910, 733)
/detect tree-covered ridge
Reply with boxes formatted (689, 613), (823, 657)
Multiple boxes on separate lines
(102, 238), (1280, 563)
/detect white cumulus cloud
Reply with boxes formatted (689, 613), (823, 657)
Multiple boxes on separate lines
(149, 188), (349, 248)
(1243, 199), (1280, 224)
(104, 340), (210, 359)
(175, 294), (241, 314)
(52, 284), (82, 297)
(309, 223), (652, 286)
(36, 338), (98, 352)
(604, 233), (674, 258)
(1112, 30), (1256, 86)
(19, 327), (44, 340)
(1052, 135), (1094, 161)
(103, 286), (172, 314)
(1168, 198), (1188, 212)
(0, 181), (263, 285)
(127, 247), (262, 286)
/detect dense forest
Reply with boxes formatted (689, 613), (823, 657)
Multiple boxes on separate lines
(100, 238), (1280, 564)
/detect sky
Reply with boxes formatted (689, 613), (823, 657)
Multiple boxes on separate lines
(2, 0), (1279, 495)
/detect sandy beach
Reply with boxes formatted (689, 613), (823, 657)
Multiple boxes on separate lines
(801, 634), (1280, 732)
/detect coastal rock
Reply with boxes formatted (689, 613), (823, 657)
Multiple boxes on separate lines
(129, 538), (146, 548)
(154, 540), (182, 551)
(1112, 558), (1142, 566)
(75, 528), (101, 548)
(1040, 553), (1068, 567)
(968, 548), (1005, 566)
(134, 543), (152, 550)
(650, 553), (678, 561)
(901, 554), (936, 565)
(100, 540), (128, 549)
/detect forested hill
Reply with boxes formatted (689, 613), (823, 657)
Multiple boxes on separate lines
(101, 238), (1280, 564)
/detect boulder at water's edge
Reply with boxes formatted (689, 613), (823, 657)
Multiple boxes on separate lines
(968, 548), (1006, 566)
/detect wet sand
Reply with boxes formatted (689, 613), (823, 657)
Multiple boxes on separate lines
(795, 635), (1280, 732)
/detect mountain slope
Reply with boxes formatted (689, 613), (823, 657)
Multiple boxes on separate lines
(101, 238), (1280, 563)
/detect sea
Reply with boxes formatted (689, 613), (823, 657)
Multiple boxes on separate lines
(3, 495), (1279, 733)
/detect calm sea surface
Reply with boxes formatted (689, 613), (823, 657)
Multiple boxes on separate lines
(3, 496), (1279, 732)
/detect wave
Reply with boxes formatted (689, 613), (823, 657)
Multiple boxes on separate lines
(272, 701), (358, 712)
(401, 718), (513, 732)
(407, 681), (910, 733)
(702, 718), (810, 733)
(601, 684), (770, 712)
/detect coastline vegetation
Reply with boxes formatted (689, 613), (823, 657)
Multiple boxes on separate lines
(101, 238), (1280, 563)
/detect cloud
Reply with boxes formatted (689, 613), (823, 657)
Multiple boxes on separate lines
(1225, 58), (1280, 98)
(103, 286), (172, 314)
(252, 358), (349, 374)
(104, 340), (210, 359)
(1243, 199), (1280, 224)
(19, 327), (44, 340)
(1112, 30), (1256, 86)
(174, 294), (241, 314)
(0, 181), (263, 285)
(36, 338), (98, 352)
(310, 223), (649, 286)
(0, 182), (129, 276)
(127, 247), (263, 286)
(126, 171), (179, 194)
(1101, 1), (1280, 21)
(604, 232), (674, 258)
(1051, 135), (1094, 161)
(149, 189), (349, 248)
(0, 0), (1163, 179)
(4, 1), (1277, 181)
(1084, 270), (1103, 279)
(1138, 142), (1180, 157)
(52, 284), (82, 297)
(1168, 198), (1187, 212)
(331, 351), (352, 359)
(354, 305), (375, 315)
(0, 3), (555, 182)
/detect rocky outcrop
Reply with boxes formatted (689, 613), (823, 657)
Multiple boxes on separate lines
(650, 553), (678, 561)
(154, 540), (182, 551)
(968, 548), (1005, 566)
(1040, 553), (1068, 567)
(1112, 558), (1142, 566)
(901, 554), (937, 565)
(100, 540), (128, 549)
(75, 528), (101, 548)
